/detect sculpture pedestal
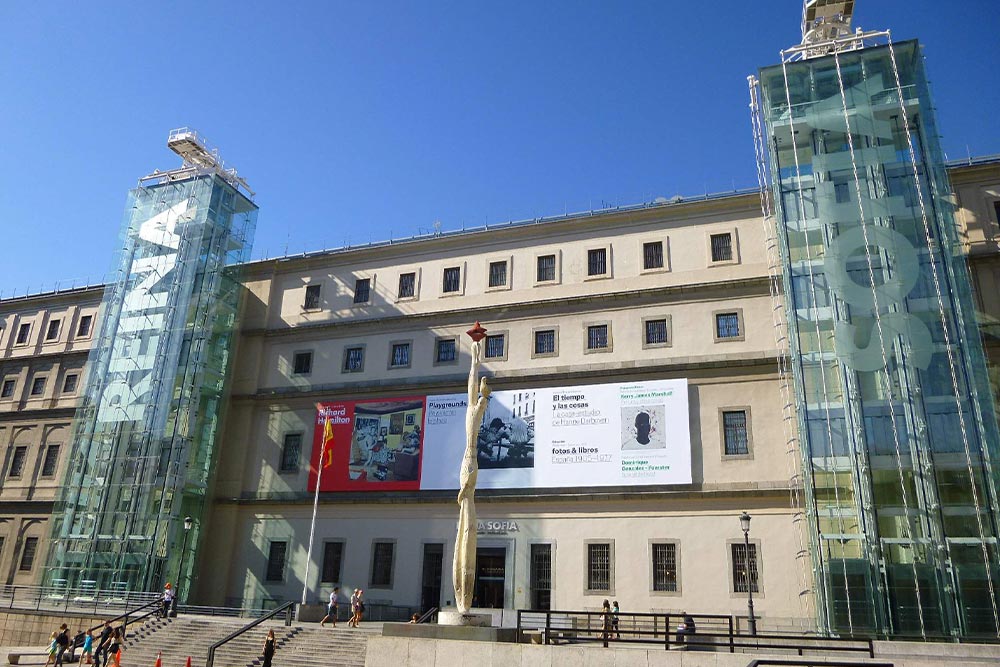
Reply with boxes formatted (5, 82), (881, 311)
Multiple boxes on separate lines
(437, 610), (493, 627)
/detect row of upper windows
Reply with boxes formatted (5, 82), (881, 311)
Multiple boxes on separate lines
(287, 311), (745, 377)
(0, 372), (79, 400)
(3, 443), (61, 480)
(4, 315), (93, 347)
(299, 232), (738, 309)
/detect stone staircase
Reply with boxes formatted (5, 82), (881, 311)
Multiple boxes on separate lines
(120, 616), (375, 667)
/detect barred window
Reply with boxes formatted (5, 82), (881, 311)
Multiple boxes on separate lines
(443, 267), (462, 293)
(723, 410), (749, 456)
(710, 233), (733, 262)
(46, 319), (61, 341)
(19, 537), (38, 572)
(15, 323), (30, 345)
(587, 325), (609, 350)
(343, 346), (365, 373)
(390, 342), (411, 368)
(304, 284), (321, 310)
(587, 248), (607, 276)
(30, 376), (46, 396)
(77, 315), (93, 337)
(534, 330), (556, 355)
(321, 541), (344, 583)
(731, 542), (759, 593)
(643, 241), (664, 270)
(530, 543), (552, 610)
(488, 261), (508, 288)
(62, 374), (78, 394)
(353, 278), (371, 304)
(436, 338), (457, 363)
(485, 334), (506, 359)
(41, 445), (60, 477)
(645, 319), (668, 345)
(587, 542), (612, 591)
(537, 255), (556, 282)
(1, 380), (14, 398)
(292, 351), (313, 375)
(280, 433), (302, 472)
(651, 543), (677, 592)
(8, 447), (26, 478)
(265, 541), (288, 582)
(371, 541), (395, 587)
(398, 272), (416, 299)
(716, 312), (740, 339)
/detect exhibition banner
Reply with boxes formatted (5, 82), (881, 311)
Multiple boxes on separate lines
(308, 378), (690, 492)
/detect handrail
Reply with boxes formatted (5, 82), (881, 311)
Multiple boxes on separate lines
(205, 601), (295, 667)
(71, 599), (163, 649)
(747, 661), (893, 667)
(415, 607), (438, 624)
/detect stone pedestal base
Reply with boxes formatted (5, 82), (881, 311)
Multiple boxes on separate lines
(437, 610), (493, 627)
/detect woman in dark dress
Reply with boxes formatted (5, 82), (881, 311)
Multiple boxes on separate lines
(261, 630), (276, 667)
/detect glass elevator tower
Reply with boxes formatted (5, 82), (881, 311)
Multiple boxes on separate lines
(750, 3), (1000, 639)
(44, 130), (257, 599)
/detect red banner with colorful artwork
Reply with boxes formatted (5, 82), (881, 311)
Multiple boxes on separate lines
(307, 397), (426, 492)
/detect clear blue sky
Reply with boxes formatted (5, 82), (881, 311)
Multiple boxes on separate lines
(1, 1), (998, 297)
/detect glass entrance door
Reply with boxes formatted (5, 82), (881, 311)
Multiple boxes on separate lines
(421, 543), (443, 612)
(474, 546), (506, 608)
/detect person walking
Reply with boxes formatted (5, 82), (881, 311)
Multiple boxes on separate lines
(600, 600), (612, 645)
(43, 632), (58, 667)
(611, 601), (620, 639)
(106, 628), (122, 667)
(354, 590), (365, 626)
(94, 622), (113, 667)
(161, 583), (174, 619)
(261, 630), (276, 667)
(320, 587), (340, 627)
(675, 611), (696, 647)
(81, 629), (94, 665)
(54, 624), (70, 667)
(348, 589), (359, 627)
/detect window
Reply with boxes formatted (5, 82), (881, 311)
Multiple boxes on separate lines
(1, 380), (15, 399)
(19, 537), (38, 572)
(280, 433), (302, 473)
(643, 241), (664, 270)
(488, 261), (508, 288)
(586, 542), (613, 592)
(715, 312), (741, 340)
(710, 233), (733, 262)
(731, 543), (759, 593)
(485, 333), (505, 360)
(321, 541), (344, 583)
(530, 543), (552, 610)
(534, 329), (556, 356)
(389, 342), (411, 369)
(651, 543), (678, 592)
(30, 377), (46, 396)
(587, 248), (607, 276)
(644, 318), (669, 346)
(9, 447), (27, 478)
(265, 541), (288, 582)
(292, 351), (313, 375)
(353, 278), (371, 304)
(343, 346), (365, 373)
(61, 374), (78, 394)
(77, 315), (93, 338)
(994, 200), (1000, 226)
(15, 323), (30, 345)
(45, 320), (61, 341)
(587, 324), (609, 351)
(304, 284), (321, 310)
(723, 410), (750, 456)
(398, 272), (416, 299)
(536, 254), (556, 282)
(370, 541), (395, 588)
(442, 267), (462, 294)
(41, 445), (60, 477)
(435, 338), (457, 364)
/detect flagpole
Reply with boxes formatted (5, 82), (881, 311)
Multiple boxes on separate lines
(301, 405), (329, 607)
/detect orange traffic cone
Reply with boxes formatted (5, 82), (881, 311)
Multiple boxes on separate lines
(154, 653), (161, 667)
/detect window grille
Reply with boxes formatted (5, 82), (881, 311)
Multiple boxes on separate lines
(587, 543), (611, 591)
(15, 324), (30, 345)
(0, 380), (14, 398)
(710, 233), (733, 262)
(265, 541), (288, 582)
(8, 447), (26, 478)
(19, 537), (38, 572)
(643, 241), (664, 270)
(398, 272), (416, 299)
(716, 313), (741, 339)
(587, 325), (609, 350)
(353, 278), (371, 304)
(46, 320), (61, 340)
(390, 342), (411, 368)
(280, 433), (302, 472)
(343, 347), (364, 372)
(731, 543), (759, 593)
(488, 261), (508, 288)
(77, 315), (93, 337)
(62, 374), (78, 394)
(304, 284), (321, 309)
(534, 330), (556, 355)
(436, 339), (456, 363)
(530, 543), (552, 610)
(371, 542), (395, 587)
(30, 377), (46, 396)
(322, 542), (344, 583)
(443, 267), (461, 293)
(652, 543), (677, 591)
(41, 445), (60, 477)
(723, 410), (749, 455)
(537, 255), (556, 282)
(645, 319), (668, 345)
(293, 351), (312, 375)
(485, 334), (505, 359)
(587, 248), (607, 276)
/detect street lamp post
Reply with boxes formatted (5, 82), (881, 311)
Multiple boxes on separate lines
(171, 516), (193, 617)
(739, 511), (757, 635)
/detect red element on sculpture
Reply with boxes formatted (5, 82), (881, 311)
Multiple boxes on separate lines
(466, 321), (488, 342)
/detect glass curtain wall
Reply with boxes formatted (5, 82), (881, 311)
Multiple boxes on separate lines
(758, 40), (1000, 638)
(43, 174), (257, 599)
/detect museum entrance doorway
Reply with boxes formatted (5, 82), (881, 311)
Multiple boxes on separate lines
(474, 546), (506, 608)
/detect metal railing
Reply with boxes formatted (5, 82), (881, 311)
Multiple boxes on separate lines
(415, 607), (438, 624)
(747, 661), (893, 667)
(516, 610), (875, 658)
(0, 584), (160, 616)
(205, 601), (295, 667)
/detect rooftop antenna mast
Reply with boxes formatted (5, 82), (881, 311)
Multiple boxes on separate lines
(784, 1), (888, 62)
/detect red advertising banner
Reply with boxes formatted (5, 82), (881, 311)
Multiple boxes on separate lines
(308, 397), (425, 492)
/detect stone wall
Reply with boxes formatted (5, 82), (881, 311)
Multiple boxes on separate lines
(0, 610), (120, 649)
